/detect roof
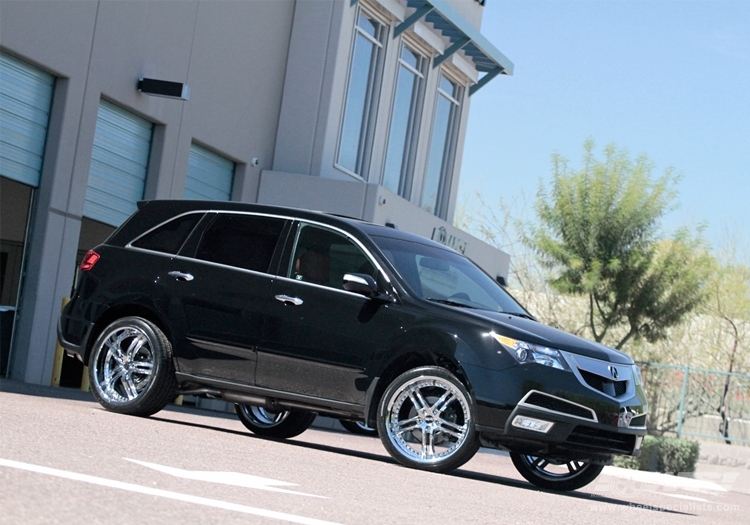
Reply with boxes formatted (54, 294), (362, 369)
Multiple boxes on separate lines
(355, 0), (514, 95)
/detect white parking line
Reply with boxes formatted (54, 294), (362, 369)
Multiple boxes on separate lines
(0, 458), (342, 525)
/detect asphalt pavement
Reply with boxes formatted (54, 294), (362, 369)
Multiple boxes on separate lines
(1, 378), (748, 524)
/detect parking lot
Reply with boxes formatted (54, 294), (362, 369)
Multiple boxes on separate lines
(1, 379), (748, 525)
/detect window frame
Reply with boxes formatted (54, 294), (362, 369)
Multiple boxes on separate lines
(380, 41), (428, 199)
(419, 71), (464, 219)
(335, 5), (389, 181)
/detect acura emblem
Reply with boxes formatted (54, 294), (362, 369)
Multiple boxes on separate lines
(608, 365), (619, 380)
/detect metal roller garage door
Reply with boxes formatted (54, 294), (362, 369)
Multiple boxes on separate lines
(84, 100), (153, 226)
(0, 52), (54, 187)
(184, 143), (234, 201)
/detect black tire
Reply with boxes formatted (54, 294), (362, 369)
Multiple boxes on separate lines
(88, 316), (176, 417)
(339, 419), (378, 436)
(236, 404), (316, 439)
(509, 452), (605, 491)
(377, 366), (480, 473)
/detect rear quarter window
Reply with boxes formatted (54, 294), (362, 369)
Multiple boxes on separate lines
(130, 213), (203, 254)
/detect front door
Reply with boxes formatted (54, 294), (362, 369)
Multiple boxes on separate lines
(257, 222), (396, 405)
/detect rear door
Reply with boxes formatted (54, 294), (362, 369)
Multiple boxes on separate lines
(157, 212), (290, 384)
(257, 222), (397, 405)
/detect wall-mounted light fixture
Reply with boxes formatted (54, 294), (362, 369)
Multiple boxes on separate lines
(137, 78), (190, 101)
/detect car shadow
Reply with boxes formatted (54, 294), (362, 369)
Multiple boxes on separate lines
(0, 380), (693, 516)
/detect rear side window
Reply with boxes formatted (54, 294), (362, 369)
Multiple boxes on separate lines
(195, 213), (286, 273)
(131, 213), (203, 254)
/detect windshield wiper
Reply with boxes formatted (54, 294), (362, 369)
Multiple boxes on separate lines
(426, 298), (478, 309)
(504, 311), (537, 321)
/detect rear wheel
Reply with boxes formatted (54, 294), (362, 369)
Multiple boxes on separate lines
(510, 452), (604, 491)
(339, 419), (378, 436)
(236, 405), (316, 439)
(88, 316), (176, 417)
(377, 366), (479, 473)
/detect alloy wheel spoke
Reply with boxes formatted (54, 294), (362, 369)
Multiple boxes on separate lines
(432, 390), (456, 416)
(421, 427), (436, 458)
(394, 416), (421, 436)
(131, 361), (154, 376)
(409, 388), (429, 414)
(105, 341), (125, 366)
(436, 418), (465, 439)
(125, 334), (147, 360)
(122, 373), (139, 400)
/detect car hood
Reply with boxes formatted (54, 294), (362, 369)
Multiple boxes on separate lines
(475, 310), (633, 364)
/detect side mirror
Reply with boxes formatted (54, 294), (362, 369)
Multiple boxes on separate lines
(343, 273), (379, 297)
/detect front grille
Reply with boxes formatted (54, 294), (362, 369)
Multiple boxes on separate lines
(579, 369), (628, 397)
(566, 425), (636, 454)
(524, 392), (596, 421)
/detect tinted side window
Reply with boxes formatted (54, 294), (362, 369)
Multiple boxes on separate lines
(195, 214), (285, 273)
(289, 224), (374, 288)
(131, 214), (202, 254)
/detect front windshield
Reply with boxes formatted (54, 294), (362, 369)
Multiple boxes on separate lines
(372, 235), (529, 315)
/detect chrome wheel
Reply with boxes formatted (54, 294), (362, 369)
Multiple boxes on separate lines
(239, 405), (291, 428)
(510, 452), (604, 491)
(378, 366), (479, 472)
(92, 326), (155, 404)
(339, 419), (378, 436)
(236, 404), (316, 438)
(88, 316), (176, 417)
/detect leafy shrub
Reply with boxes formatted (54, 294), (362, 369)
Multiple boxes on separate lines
(613, 435), (700, 474)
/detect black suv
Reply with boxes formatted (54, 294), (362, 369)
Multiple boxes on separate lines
(58, 200), (647, 491)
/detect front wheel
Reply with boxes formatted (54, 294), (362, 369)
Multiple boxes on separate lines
(377, 366), (479, 473)
(88, 316), (176, 417)
(236, 405), (316, 439)
(509, 452), (604, 491)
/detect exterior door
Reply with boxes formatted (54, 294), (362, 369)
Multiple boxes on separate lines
(257, 222), (396, 405)
(158, 212), (289, 384)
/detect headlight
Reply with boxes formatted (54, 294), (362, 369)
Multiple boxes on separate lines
(492, 333), (570, 371)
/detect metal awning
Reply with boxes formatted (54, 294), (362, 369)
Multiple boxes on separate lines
(353, 0), (513, 95)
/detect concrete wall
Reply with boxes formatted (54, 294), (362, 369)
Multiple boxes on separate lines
(0, 0), (510, 385)
(0, 0), (295, 384)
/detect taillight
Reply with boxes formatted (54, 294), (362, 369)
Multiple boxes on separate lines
(80, 250), (100, 271)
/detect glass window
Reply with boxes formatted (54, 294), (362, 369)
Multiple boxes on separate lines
(382, 45), (426, 198)
(372, 235), (526, 315)
(195, 214), (286, 273)
(289, 224), (374, 289)
(337, 11), (386, 178)
(131, 214), (202, 254)
(420, 74), (462, 218)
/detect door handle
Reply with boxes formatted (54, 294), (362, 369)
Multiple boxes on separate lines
(168, 271), (194, 282)
(275, 294), (303, 306)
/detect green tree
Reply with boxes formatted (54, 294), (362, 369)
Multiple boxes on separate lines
(528, 140), (713, 350)
(709, 261), (750, 441)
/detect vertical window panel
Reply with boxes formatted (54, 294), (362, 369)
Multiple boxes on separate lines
(421, 74), (461, 218)
(382, 45), (425, 198)
(337, 11), (386, 178)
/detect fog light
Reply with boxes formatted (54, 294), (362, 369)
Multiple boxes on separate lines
(511, 416), (554, 433)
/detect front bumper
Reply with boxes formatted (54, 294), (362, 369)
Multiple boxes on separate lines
(464, 357), (648, 459)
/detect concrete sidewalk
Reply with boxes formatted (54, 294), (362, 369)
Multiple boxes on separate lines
(694, 439), (750, 495)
